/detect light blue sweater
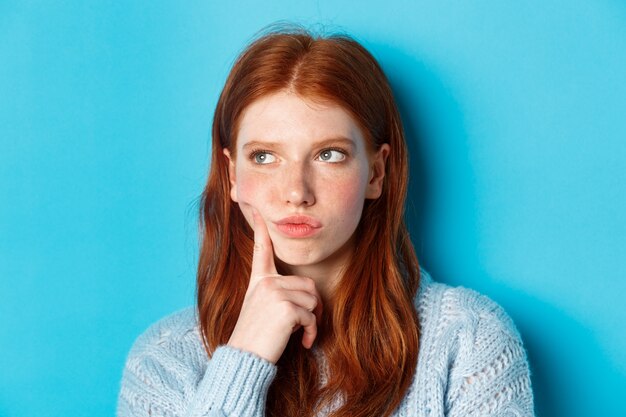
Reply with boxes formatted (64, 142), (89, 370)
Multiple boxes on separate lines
(117, 270), (535, 416)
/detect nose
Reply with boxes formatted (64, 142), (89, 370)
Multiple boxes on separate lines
(281, 161), (315, 207)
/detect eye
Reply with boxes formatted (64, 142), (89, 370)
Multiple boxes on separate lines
(251, 151), (276, 165)
(318, 149), (346, 163)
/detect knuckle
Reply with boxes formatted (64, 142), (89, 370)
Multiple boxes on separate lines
(303, 277), (316, 292)
(280, 301), (297, 317)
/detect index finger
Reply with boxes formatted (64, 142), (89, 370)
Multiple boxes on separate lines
(251, 208), (278, 278)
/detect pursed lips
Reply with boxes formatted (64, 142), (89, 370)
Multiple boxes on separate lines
(274, 215), (322, 238)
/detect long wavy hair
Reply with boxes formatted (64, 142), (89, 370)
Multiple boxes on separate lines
(197, 26), (421, 417)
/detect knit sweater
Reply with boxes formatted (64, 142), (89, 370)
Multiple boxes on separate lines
(117, 270), (535, 416)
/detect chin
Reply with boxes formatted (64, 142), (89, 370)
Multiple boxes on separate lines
(274, 247), (321, 268)
(275, 254), (318, 268)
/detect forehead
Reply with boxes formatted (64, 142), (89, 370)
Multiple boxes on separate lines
(235, 91), (367, 151)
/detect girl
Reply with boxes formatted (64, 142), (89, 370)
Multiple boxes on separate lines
(118, 27), (535, 417)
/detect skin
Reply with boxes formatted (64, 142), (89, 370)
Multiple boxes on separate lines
(223, 90), (389, 363)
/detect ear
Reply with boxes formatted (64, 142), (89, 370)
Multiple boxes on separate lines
(223, 149), (238, 202)
(365, 143), (390, 199)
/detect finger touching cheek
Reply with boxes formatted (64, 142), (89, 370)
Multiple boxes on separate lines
(235, 175), (271, 224)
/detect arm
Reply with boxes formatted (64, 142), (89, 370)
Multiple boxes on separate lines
(117, 343), (276, 417)
(117, 319), (276, 417)
(445, 295), (535, 417)
(117, 211), (321, 416)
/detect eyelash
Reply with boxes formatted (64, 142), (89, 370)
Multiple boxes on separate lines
(247, 147), (349, 163)
(248, 148), (271, 158)
(317, 147), (348, 162)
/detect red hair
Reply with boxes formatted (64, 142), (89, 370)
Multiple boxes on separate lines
(197, 27), (421, 417)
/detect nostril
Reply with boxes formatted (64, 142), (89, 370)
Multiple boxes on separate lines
(282, 165), (315, 206)
(286, 186), (315, 206)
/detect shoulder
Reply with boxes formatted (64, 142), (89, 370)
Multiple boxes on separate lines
(123, 306), (207, 376)
(415, 268), (523, 347)
(118, 307), (208, 415)
(119, 308), (278, 416)
(413, 268), (534, 416)
(126, 307), (203, 358)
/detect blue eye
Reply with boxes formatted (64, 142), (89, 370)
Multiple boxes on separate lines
(318, 149), (346, 163)
(252, 152), (276, 164)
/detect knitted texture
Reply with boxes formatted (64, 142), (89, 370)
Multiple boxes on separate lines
(117, 270), (535, 416)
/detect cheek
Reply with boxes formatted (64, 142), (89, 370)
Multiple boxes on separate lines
(325, 174), (368, 221)
(235, 170), (272, 207)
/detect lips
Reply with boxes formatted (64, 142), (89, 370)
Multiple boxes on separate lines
(274, 215), (322, 238)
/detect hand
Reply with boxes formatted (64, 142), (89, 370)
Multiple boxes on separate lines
(227, 209), (323, 364)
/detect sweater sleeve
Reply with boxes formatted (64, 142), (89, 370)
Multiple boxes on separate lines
(116, 311), (276, 417)
(445, 293), (535, 417)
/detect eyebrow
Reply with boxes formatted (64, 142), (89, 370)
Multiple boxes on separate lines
(241, 137), (357, 153)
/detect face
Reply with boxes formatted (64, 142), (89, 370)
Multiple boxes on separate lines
(225, 90), (389, 273)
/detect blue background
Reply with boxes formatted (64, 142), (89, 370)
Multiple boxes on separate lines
(1, 1), (625, 416)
